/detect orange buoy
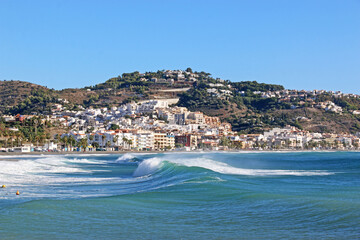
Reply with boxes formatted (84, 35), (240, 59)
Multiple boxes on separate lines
(16, 190), (20, 195)
(1, 185), (5, 188)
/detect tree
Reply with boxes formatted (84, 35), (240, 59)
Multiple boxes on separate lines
(68, 135), (76, 151)
(122, 137), (132, 149)
(105, 140), (111, 149)
(219, 136), (230, 147)
(45, 132), (51, 148)
(15, 131), (23, 147)
(35, 135), (41, 148)
(89, 135), (94, 142)
(8, 131), (14, 148)
(92, 142), (99, 149)
(101, 135), (106, 148)
(109, 124), (120, 130)
(122, 137), (129, 149)
(39, 133), (45, 146)
(285, 139), (291, 149)
(79, 137), (88, 152)
(175, 143), (184, 148)
(61, 135), (69, 151)
(55, 134), (61, 144)
(113, 135), (119, 150)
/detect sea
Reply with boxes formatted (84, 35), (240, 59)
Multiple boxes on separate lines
(0, 152), (359, 239)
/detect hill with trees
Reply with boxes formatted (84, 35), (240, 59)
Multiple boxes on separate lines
(2, 68), (360, 134)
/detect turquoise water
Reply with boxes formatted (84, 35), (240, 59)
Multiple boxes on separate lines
(0, 152), (359, 239)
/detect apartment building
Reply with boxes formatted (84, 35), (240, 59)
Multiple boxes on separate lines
(154, 133), (175, 150)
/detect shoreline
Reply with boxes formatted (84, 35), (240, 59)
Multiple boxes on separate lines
(0, 149), (359, 156)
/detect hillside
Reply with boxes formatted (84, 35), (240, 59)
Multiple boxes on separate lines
(0, 80), (53, 113)
(176, 74), (360, 134)
(2, 68), (360, 134)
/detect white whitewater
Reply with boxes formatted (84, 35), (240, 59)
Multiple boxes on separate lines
(133, 157), (163, 177)
(116, 153), (136, 162)
(0, 156), (114, 187)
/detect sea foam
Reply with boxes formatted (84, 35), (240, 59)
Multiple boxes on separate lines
(116, 153), (135, 162)
(0, 156), (114, 187)
(169, 157), (333, 176)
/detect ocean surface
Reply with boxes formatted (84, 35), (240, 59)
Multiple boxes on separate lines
(0, 152), (359, 239)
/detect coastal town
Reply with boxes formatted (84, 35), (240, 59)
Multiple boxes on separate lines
(1, 97), (360, 153)
(2, 2), (359, 239)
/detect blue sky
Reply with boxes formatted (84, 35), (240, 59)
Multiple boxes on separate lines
(0, 0), (359, 93)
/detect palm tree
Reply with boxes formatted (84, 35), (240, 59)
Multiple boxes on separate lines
(9, 131), (14, 148)
(19, 132), (25, 146)
(92, 142), (99, 149)
(55, 134), (61, 144)
(61, 135), (69, 151)
(320, 140), (326, 149)
(28, 134), (34, 146)
(35, 135), (40, 148)
(105, 140), (111, 150)
(15, 132), (21, 147)
(39, 133), (46, 147)
(101, 135), (106, 148)
(45, 132), (51, 149)
(68, 135), (76, 151)
(7, 138), (12, 148)
(122, 137), (129, 149)
(285, 139), (291, 149)
(79, 137), (88, 152)
(113, 135), (119, 151)
(2, 131), (8, 148)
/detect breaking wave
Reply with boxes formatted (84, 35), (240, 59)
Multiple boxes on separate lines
(0, 153), (334, 202)
(133, 156), (333, 177)
(116, 153), (136, 162)
(133, 157), (163, 177)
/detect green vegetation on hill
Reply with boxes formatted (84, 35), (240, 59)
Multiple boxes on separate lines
(93, 71), (151, 91)
(0, 81), (48, 113)
(178, 88), (229, 112)
(0, 116), (65, 149)
(231, 81), (284, 92)
(178, 81), (230, 112)
(6, 89), (58, 115)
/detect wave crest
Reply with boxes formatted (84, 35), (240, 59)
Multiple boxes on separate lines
(132, 157), (333, 177)
(133, 157), (163, 177)
(116, 153), (136, 163)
